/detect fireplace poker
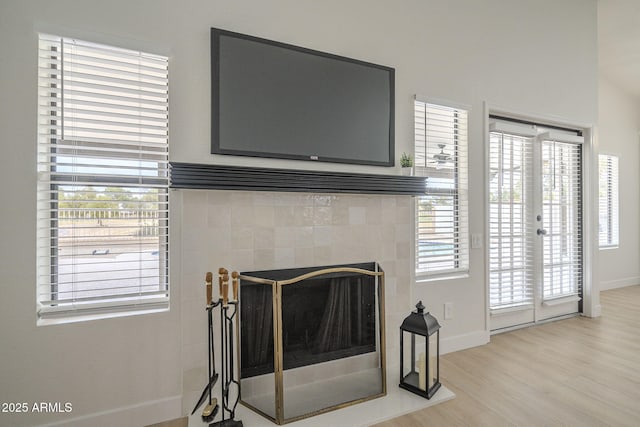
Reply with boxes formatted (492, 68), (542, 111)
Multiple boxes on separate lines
(218, 268), (227, 303)
(221, 273), (229, 423)
(222, 272), (229, 394)
(227, 271), (241, 418)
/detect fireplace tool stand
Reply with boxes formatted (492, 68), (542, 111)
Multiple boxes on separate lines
(193, 269), (243, 427)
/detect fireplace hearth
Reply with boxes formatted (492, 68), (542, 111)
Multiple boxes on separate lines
(238, 262), (386, 424)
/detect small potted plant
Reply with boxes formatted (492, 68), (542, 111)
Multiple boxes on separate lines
(400, 152), (414, 176)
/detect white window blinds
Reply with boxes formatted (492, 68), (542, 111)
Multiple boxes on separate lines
(414, 100), (469, 277)
(37, 34), (169, 318)
(488, 127), (535, 309)
(489, 120), (583, 309)
(541, 138), (582, 300)
(598, 154), (619, 248)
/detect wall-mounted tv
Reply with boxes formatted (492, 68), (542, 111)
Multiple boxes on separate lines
(211, 28), (395, 167)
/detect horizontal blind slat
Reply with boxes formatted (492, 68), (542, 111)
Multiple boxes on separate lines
(38, 96), (168, 116)
(40, 86), (168, 107)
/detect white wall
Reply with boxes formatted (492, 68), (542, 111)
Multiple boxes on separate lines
(598, 76), (640, 290)
(0, 0), (598, 425)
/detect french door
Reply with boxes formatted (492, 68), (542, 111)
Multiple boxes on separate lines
(489, 120), (583, 331)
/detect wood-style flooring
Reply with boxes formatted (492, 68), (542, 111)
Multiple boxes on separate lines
(146, 416), (187, 427)
(373, 285), (640, 427)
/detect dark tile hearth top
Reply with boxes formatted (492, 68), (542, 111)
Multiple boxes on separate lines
(169, 162), (427, 195)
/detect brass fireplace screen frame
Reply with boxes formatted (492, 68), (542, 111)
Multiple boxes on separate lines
(238, 263), (387, 425)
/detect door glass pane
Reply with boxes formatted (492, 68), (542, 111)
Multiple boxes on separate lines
(489, 132), (534, 309)
(541, 141), (582, 299)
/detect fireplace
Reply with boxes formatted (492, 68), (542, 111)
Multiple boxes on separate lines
(238, 262), (386, 424)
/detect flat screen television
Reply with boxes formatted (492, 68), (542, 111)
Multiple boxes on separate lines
(211, 28), (395, 166)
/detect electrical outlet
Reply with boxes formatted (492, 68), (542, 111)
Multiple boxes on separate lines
(444, 302), (453, 320)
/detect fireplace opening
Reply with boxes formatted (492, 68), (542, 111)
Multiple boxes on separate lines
(240, 262), (377, 378)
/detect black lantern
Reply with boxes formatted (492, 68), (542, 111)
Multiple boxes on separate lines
(399, 301), (441, 399)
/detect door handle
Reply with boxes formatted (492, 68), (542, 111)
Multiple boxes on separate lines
(537, 228), (547, 236)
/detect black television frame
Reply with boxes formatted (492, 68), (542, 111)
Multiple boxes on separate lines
(211, 27), (395, 167)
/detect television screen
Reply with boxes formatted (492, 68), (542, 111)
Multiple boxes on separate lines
(211, 28), (395, 166)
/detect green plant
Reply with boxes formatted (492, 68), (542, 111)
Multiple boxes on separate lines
(400, 152), (413, 167)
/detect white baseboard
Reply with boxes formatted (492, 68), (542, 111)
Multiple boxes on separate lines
(600, 277), (640, 291)
(440, 330), (490, 355)
(40, 395), (182, 427)
(590, 304), (602, 318)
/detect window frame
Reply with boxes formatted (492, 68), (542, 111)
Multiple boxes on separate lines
(598, 153), (619, 249)
(414, 97), (470, 280)
(36, 34), (170, 321)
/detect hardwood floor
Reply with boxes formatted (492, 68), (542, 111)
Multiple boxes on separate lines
(373, 286), (640, 427)
(146, 416), (187, 427)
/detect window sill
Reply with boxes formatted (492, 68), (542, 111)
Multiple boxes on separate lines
(542, 294), (581, 307)
(416, 272), (470, 284)
(37, 303), (169, 326)
(599, 245), (619, 251)
(490, 304), (534, 315)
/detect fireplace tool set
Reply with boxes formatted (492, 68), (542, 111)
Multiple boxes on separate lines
(191, 268), (243, 427)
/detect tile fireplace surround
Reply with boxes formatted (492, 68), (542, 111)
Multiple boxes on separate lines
(179, 188), (414, 419)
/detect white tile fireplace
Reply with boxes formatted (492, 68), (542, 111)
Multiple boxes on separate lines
(178, 188), (416, 421)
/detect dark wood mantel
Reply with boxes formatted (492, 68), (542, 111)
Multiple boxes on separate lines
(169, 162), (426, 196)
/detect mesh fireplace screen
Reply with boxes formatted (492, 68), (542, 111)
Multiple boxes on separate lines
(238, 262), (386, 424)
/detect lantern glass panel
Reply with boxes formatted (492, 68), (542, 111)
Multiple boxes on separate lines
(401, 330), (427, 390)
(428, 332), (438, 390)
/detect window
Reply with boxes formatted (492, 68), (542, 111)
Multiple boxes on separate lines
(414, 99), (469, 278)
(598, 154), (619, 248)
(37, 34), (169, 319)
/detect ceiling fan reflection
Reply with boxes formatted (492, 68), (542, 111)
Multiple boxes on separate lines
(428, 144), (452, 169)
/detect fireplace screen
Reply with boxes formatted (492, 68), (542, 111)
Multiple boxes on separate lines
(238, 262), (386, 424)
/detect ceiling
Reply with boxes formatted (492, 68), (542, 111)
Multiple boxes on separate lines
(598, 0), (640, 99)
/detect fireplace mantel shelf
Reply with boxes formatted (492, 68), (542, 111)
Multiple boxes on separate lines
(169, 162), (427, 195)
